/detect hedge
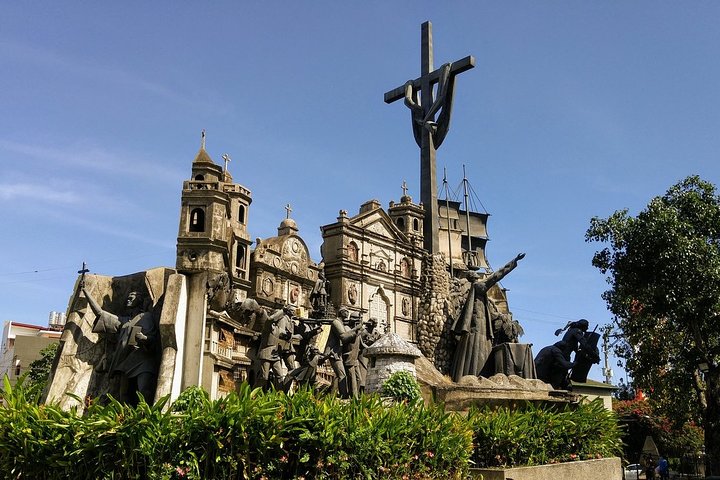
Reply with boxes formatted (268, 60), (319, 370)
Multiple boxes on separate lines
(0, 377), (621, 479)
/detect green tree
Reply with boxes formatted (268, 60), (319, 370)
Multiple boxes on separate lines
(586, 175), (720, 474)
(22, 342), (58, 401)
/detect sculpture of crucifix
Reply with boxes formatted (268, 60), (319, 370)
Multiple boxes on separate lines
(385, 21), (475, 253)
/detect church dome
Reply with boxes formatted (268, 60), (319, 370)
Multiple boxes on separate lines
(278, 217), (299, 236)
(280, 218), (298, 230)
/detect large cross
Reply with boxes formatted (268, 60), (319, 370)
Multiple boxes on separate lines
(285, 203), (292, 219)
(385, 21), (474, 254)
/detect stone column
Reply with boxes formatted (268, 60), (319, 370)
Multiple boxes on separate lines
(416, 253), (454, 373)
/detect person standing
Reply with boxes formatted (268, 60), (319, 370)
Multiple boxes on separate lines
(657, 455), (669, 480)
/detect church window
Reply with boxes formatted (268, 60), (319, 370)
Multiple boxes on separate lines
(236, 244), (246, 270)
(368, 290), (389, 334)
(238, 204), (246, 224)
(396, 217), (405, 230)
(347, 241), (359, 262)
(413, 218), (419, 231)
(189, 208), (205, 232)
(194, 174), (205, 181)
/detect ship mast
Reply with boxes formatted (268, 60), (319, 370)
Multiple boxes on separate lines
(442, 167), (454, 277)
(462, 164), (474, 268)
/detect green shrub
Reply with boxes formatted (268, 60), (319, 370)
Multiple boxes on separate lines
(381, 370), (422, 404)
(0, 380), (472, 479)
(0, 378), (622, 478)
(468, 398), (623, 468)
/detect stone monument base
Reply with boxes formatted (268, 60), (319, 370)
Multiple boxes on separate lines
(414, 356), (577, 411)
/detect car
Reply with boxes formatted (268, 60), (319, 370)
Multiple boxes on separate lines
(624, 463), (646, 479)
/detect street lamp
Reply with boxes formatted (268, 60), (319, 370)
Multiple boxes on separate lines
(698, 361), (710, 374)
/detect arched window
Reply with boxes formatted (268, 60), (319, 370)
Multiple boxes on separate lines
(368, 289), (389, 334)
(347, 241), (359, 262)
(194, 174), (205, 181)
(396, 217), (405, 230)
(238, 204), (246, 224)
(189, 208), (205, 232)
(413, 218), (420, 231)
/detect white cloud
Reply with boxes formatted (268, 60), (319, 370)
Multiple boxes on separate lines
(0, 182), (80, 204)
(0, 138), (184, 184)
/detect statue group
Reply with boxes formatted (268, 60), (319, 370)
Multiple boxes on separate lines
(232, 297), (382, 398)
(534, 319), (601, 389)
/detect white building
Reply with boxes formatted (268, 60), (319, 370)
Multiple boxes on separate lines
(1, 321), (61, 386)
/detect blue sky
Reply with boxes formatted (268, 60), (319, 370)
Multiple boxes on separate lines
(2, 2), (720, 383)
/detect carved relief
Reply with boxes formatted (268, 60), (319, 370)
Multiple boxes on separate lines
(347, 283), (358, 305)
(402, 297), (410, 316)
(400, 257), (411, 278)
(367, 221), (392, 238)
(289, 284), (300, 304)
(262, 277), (274, 297)
(347, 242), (359, 262)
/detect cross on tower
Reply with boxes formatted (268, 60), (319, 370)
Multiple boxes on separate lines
(401, 180), (409, 197)
(385, 21), (475, 254)
(285, 203), (292, 219)
(201, 129), (206, 149)
(222, 153), (231, 173)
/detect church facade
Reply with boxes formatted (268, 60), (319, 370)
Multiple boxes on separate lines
(170, 139), (513, 397)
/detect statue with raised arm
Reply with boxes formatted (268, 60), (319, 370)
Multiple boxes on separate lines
(450, 253), (525, 382)
(83, 287), (159, 405)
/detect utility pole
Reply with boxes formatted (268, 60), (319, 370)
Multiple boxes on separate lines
(601, 324), (614, 384)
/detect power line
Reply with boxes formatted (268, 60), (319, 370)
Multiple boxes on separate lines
(0, 252), (169, 281)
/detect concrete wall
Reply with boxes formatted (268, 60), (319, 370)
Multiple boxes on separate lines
(471, 457), (622, 480)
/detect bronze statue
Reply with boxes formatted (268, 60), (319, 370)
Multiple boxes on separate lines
(324, 308), (362, 397)
(83, 287), (160, 405)
(535, 319), (600, 389)
(310, 263), (330, 318)
(254, 305), (294, 389)
(358, 317), (382, 392)
(341, 312), (364, 397)
(450, 253), (525, 382)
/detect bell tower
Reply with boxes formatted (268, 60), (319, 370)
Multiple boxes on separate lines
(176, 132), (252, 290)
(175, 132), (253, 390)
(388, 181), (424, 247)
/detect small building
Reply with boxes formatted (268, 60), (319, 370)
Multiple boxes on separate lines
(0, 321), (61, 386)
(570, 379), (617, 410)
(364, 332), (422, 394)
